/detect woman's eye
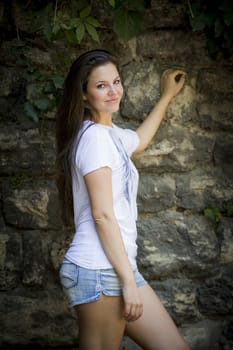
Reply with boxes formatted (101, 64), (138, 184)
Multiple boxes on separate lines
(114, 79), (121, 85)
(97, 84), (105, 89)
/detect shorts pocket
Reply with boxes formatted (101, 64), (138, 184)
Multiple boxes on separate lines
(59, 262), (79, 289)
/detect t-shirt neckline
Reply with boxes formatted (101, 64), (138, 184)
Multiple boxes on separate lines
(83, 120), (114, 129)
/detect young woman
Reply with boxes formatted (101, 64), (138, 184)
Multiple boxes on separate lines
(56, 49), (189, 350)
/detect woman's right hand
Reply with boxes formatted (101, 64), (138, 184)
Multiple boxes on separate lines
(122, 282), (143, 322)
(160, 69), (186, 101)
(84, 167), (143, 322)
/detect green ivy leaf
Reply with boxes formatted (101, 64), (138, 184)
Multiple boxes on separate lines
(204, 207), (222, 223)
(37, 74), (47, 82)
(225, 201), (233, 216)
(85, 23), (99, 42)
(33, 98), (51, 111)
(51, 74), (64, 89)
(24, 102), (39, 122)
(76, 23), (85, 43)
(80, 6), (91, 18)
(113, 8), (144, 41)
(223, 13), (233, 26)
(107, 0), (115, 7)
(27, 83), (43, 98)
(60, 22), (71, 30)
(86, 16), (100, 28)
(52, 21), (61, 34)
(42, 81), (54, 93)
(70, 18), (82, 27)
(65, 30), (77, 44)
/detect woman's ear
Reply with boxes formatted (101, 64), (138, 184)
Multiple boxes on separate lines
(83, 95), (87, 101)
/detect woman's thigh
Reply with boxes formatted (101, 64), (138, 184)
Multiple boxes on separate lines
(125, 284), (190, 350)
(75, 293), (126, 350)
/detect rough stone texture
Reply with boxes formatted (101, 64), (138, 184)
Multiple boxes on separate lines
(176, 168), (233, 211)
(147, 0), (187, 29)
(0, 289), (79, 347)
(217, 218), (233, 264)
(137, 213), (219, 280)
(137, 30), (212, 67)
(137, 173), (176, 212)
(0, 1), (233, 350)
(181, 320), (223, 350)
(0, 122), (55, 175)
(0, 231), (22, 290)
(121, 60), (161, 119)
(196, 264), (233, 316)
(2, 178), (62, 229)
(134, 124), (215, 172)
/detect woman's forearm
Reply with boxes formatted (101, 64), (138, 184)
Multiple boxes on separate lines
(135, 69), (186, 154)
(94, 213), (136, 285)
(135, 94), (171, 153)
(85, 167), (143, 321)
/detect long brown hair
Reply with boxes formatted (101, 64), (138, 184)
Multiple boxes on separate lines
(56, 49), (119, 226)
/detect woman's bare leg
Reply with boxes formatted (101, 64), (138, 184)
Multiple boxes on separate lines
(75, 294), (126, 350)
(126, 284), (190, 350)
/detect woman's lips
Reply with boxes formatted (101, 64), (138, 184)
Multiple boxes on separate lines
(105, 98), (119, 103)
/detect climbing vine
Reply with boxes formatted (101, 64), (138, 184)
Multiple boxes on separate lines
(204, 201), (233, 224)
(10, 0), (232, 56)
(1, 0), (232, 121)
(16, 52), (64, 122)
(187, 0), (233, 57)
(26, 0), (148, 44)
(13, 0), (149, 121)
(1, 1), (232, 52)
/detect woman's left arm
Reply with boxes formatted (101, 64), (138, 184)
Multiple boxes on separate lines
(134, 69), (186, 154)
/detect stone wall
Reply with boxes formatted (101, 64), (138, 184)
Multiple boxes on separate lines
(0, 1), (233, 349)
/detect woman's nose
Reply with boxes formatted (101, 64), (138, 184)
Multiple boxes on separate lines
(108, 84), (117, 95)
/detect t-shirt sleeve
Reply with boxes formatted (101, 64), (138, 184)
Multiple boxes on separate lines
(75, 127), (116, 176)
(114, 126), (140, 157)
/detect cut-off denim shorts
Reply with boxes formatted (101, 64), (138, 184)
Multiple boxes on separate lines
(59, 258), (147, 308)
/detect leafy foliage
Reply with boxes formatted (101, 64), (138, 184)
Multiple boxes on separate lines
(204, 201), (233, 224)
(24, 0), (147, 44)
(17, 54), (64, 122)
(27, 1), (101, 43)
(225, 201), (233, 217)
(10, 1), (233, 57)
(187, 0), (233, 57)
(113, 0), (146, 41)
(15, 0), (148, 122)
(5, 0), (233, 122)
(204, 206), (222, 223)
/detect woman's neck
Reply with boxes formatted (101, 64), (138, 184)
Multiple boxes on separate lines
(85, 112), (112, 126)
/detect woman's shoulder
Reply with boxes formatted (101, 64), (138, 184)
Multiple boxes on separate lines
(78, 121), (114, 147)
(74, 121), (118, 167)
(83, 121), (112, 136)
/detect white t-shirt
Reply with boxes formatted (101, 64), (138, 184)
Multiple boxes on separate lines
(65, 120), (140, 269)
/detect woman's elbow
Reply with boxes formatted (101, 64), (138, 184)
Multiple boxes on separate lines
(134, 143), (147, 154)
(92, 209), (115, 225)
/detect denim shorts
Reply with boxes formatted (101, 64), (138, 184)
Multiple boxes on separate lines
(59, 258), (147, 307)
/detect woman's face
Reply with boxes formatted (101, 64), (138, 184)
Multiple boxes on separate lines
(83, 62), (123, 118)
